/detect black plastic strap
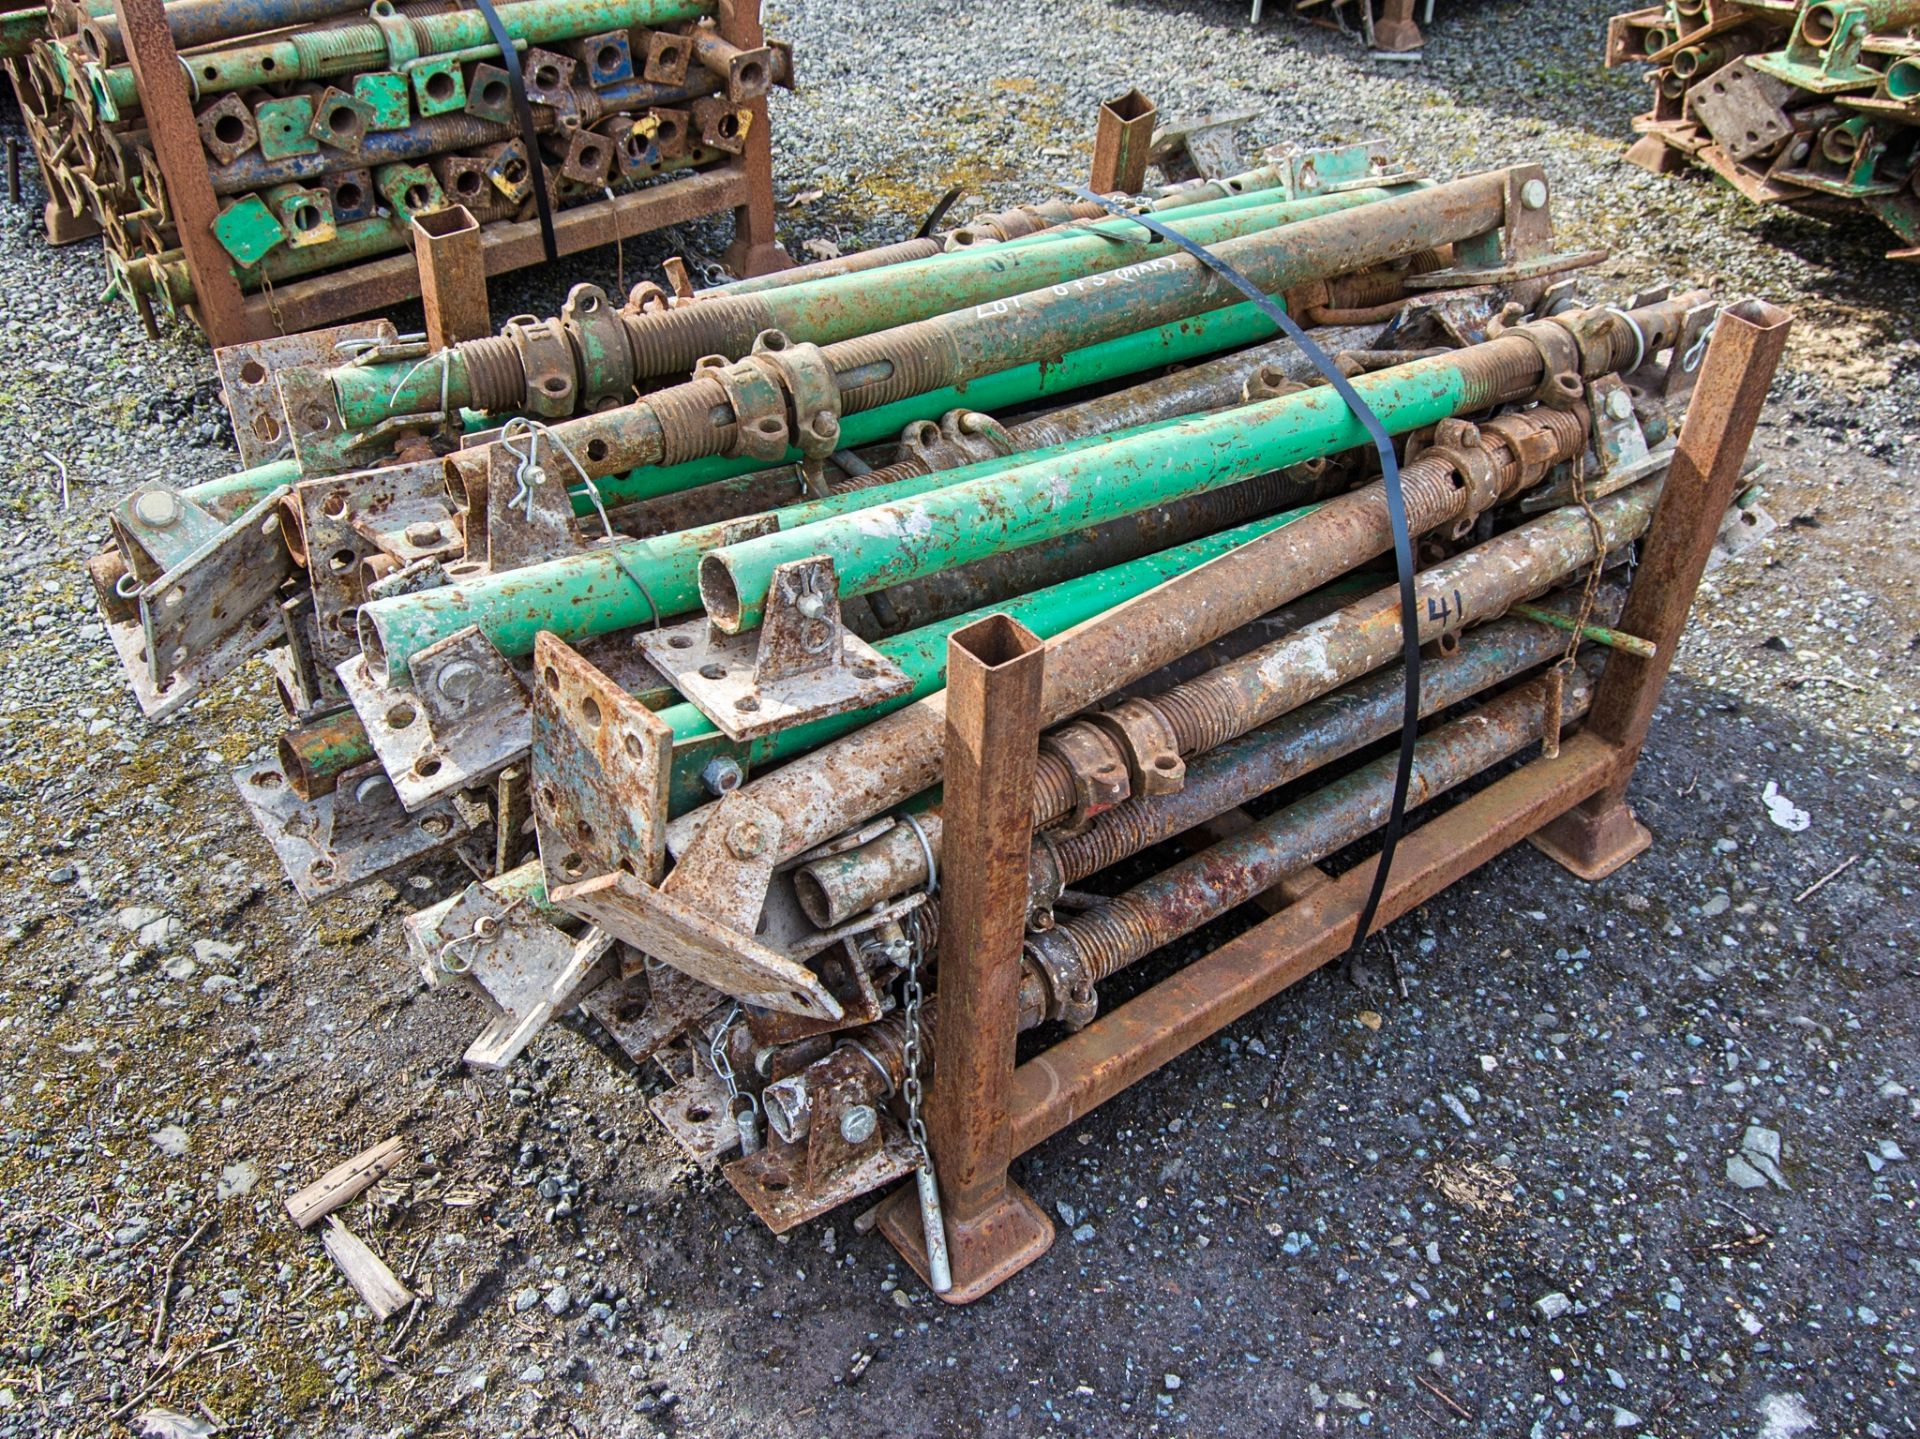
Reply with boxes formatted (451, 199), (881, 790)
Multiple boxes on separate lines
(916, 184), (965, 239)
(473, 0), (558, 263)
(1064, 185), (1421, 954)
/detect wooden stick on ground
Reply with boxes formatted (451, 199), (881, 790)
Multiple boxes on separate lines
(285, 1136), (404, 1229)
(321, 1217), (414, 1321)
(148, 1218), (215, 1358)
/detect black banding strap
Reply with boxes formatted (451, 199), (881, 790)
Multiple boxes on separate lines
(916, 184), (966, 239)
(473, 0), (558, 263)
(1063, 184), (1422, 954)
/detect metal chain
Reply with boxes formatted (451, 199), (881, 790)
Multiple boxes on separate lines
(708, 1003), (744, 1103)
(900, 925), (932, 1164)
(709, 1003), (762, 1154)
(1541, 445), (1609, 759)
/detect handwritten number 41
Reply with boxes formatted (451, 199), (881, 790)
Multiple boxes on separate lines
(1425, 589), (1466, 627)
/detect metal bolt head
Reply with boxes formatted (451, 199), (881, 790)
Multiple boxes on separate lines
(1520, 178), (1549, 211)
(133, 489), (180, 528)
(838, 1105), (878, 1145)
(701, 757), (744, 795)
(405, 520), (444, 547)
(795, 592), (827, 620)
(1606, 389), (1634, 420)
(726, 818), (766, 858)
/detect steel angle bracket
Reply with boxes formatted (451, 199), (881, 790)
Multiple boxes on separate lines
(1147, 110), (1256, 184)
(1402, 247), (1609, 291)
(550, 792), (843, 1022)
(1404, 166), (1604, 293)
(117, 485), (294, 719)
(421, 881), (616, 1068)
(232, 751), (474, 901)
(1589, 375), (1652, 474)
(530, 631), (674, 891)
(112, 485), (236, 582)
(339, 629), (530, 811)
(1771, 120), (1902, 198)
(1522, 438), (1676, 513)
(483, 439), (591, 572)
(1659, 300), (1723, 404)
(98, 575), (278, 721)
(1750, 7), (1882, 94)
(640, 556), (912, 741)
(265, 593), (344, 719)
(278, 358), (440, 478)
(347, 471), (463, 562)
(295, 457), (455, 664)
(1523, 376), (1673, 513)
(1708, 493), (1780, 574)
(733, 887), (920, 1046)
(1278, 139), (1417, 198)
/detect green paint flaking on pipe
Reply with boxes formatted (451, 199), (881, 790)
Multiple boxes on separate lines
(700, 356), (1480, 632)
(361, 410), (1219, 683)
(183, 295), (1286, 524)
(335, 186), (1401, 428)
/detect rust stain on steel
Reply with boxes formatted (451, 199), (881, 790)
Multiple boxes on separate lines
(1044, 669), (1597, 987)
(1005, 730), (1625, 1158)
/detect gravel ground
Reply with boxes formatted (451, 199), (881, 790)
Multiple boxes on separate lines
(0, 2), (1915, 1436)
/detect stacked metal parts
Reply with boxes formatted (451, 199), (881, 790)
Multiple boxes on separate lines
(1252, 0), (1433, 52)
(1606, 0), (1920, 260)
(86, 140), (1790, 1301)
(6, 0), (791, 340)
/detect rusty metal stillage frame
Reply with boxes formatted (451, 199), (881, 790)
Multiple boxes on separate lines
(103, 0), (789, 343)
(882, 298), (1791, 1301)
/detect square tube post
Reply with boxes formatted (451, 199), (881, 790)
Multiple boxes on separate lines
(1529, 298), (1792, 878)
(1090, 88), (1157, 194)
(412, 205), (490, 350)
(878, 614), (1054, 1302)
(110, 0), (251, 345)
(716, 0), (790, 277)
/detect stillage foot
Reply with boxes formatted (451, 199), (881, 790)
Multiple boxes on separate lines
(876, 1176), (1054, 1305)
(1528, 799), (1652, 882)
